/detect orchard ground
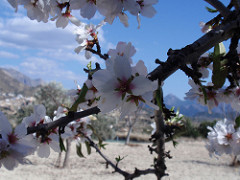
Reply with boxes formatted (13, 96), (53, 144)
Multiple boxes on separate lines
(0, 138), (239, 180)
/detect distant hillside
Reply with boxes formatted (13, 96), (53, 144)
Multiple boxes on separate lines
(164, 94), (235, 121)
(0, 68), (42, 98)
(2, 68), (44, 87)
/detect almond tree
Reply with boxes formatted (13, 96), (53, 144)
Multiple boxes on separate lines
(1, 0), (240, 179)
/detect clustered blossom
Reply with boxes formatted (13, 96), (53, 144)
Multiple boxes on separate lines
(8, 0), (158, 28)
(74, 21), (104, 59)
(92, 41), (159, 119)
(53, 106), (93, 144)
(185, 79), (220, 113)
(206, 119), (240, 157)
(185, 79), (240, 113)
(67, 79), (98, 110)
(0, 103), (95, 170)
(22, 105), (60, 158)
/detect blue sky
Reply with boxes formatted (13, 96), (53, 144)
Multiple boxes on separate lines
(0, 0), (230, 100)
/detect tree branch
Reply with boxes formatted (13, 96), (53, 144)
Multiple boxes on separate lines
(27, 106), (100, 135)
(85, 136), (155, 180)
(204, 0), (231, 18)
(85, 47), (108, 60)
(147, 11), (240, 82)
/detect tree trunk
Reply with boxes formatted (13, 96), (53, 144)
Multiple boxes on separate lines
(125, 115), (137, 145)
(154, 109), (166, 179)
(125, 123), (133, 145)
(62, 139), (71, 168)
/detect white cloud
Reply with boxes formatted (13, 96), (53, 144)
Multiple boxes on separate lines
(0, 4), (112, 88)
(20, 57), (87, 88)
(0, 50), (19, 59)
(0, 16), (77, 50)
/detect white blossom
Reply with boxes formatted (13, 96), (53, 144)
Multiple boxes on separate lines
(206, 119), (238, 156)
(92, 54), (158, 118)
(0, 111), (34, 170)
(199, 21), (212, 33)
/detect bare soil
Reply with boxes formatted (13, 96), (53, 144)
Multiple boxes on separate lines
(0, 138), (239, 180)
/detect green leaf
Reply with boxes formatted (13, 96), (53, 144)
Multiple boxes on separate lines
(205, 6), (218, 13)
(214, 42), (226, 57)
(115, 155), (125, 163)
(87, 61), (92, 70)
(156, 86), (163, 110)
(70, 83), (88, 112)
(76, 144), (85, 158)
(99, 142), (107, 149)
(212, 43), (227, 89)
(59, 136), (66, 152)
(235, 116), (240, 128)
(85, 141), (91, 155)
(172, 140), (178, 147)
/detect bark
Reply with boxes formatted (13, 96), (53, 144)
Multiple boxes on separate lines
(154, 109), (166, 179)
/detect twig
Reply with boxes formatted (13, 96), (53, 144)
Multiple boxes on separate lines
(204, 0), (231, 18)
(27, 106), (100, 135)
(85, 47), (108, 60)
(85, 136), (155, 180)
(147, 11), (240, 82)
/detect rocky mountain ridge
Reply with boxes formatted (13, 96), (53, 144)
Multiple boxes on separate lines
(164, 94), (235, 121)
(0, 67), (43, 99)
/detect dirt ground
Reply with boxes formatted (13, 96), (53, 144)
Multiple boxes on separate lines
(0, 138), (239, 180)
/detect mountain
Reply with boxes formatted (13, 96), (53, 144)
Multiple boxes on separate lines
(164, 94), (235, 121)
(1, 68), (44, 87)
(0, 68), (43, 98)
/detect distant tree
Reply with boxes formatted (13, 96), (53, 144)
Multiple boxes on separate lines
(16, 105), (33, 125)
(34, 82), (69, 118)
(91, 114), (116, 141)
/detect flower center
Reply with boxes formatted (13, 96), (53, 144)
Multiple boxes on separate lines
(225, 133), (232, 141)
(115, 77), (134, 98)
(8, 133), (18, 144)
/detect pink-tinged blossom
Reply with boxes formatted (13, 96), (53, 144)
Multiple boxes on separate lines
(199, 21), (212, 33)
(23, 105), (60, 158)
(0, 111), (34, 170)
(21, 0), (49, 23)
(53, 106), (68, 121)
(96, 0), (123, 24)
(136, 0), (158, 18)
(79, 79), (98, 109)
(67, 80), (98, 110)
(206, 119), (236, 156)
(118, 12), (129, 27)
(108, 41), (136, 64)
(70, 0), (97, 20)
(53, 106), (93, 142)
(74, 22), (104, 58)
(92, 55), (158, 118)
(52, 11), (81, 28)
(126, 0), (158, 28)
(185, 80), (220, 113)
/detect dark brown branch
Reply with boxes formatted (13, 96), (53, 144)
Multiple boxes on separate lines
(204, 0), (231, 18)
(147, 11), (240, 82)
(27, 106), (100, 135)
(85, 47), (108, 60)
(85, 136), (155, 180)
